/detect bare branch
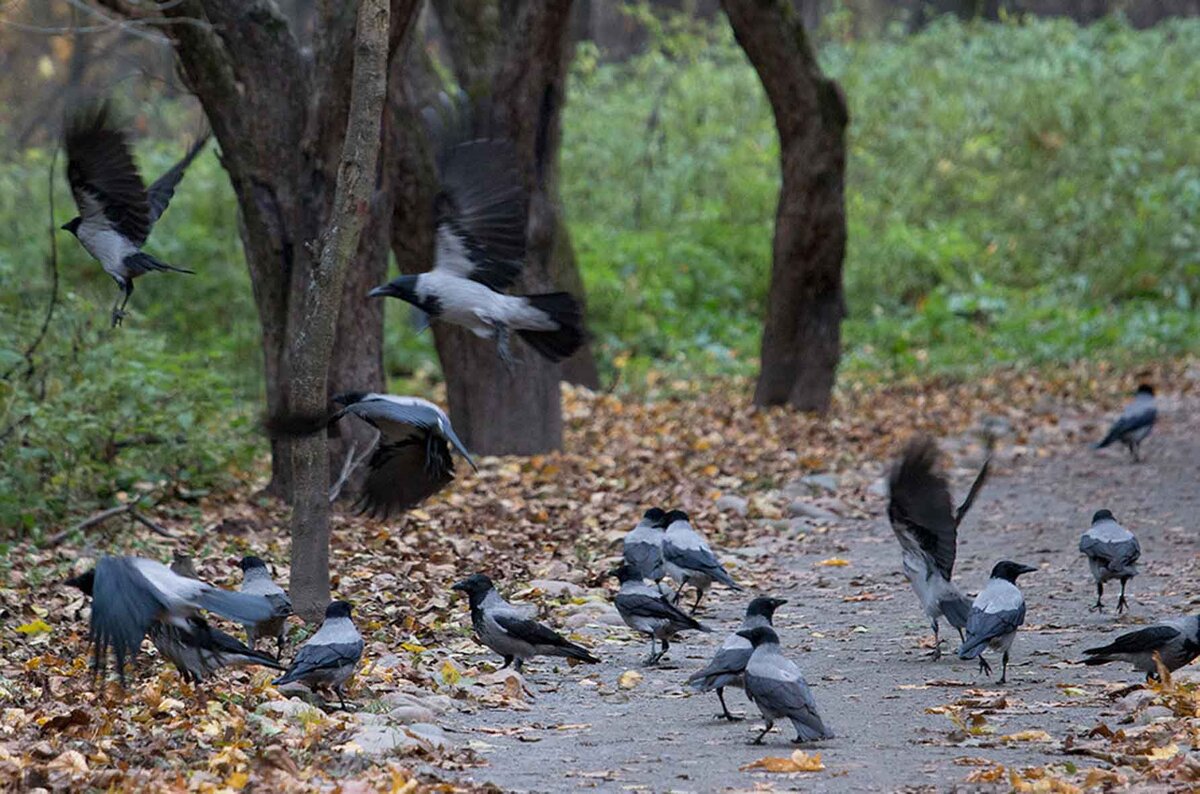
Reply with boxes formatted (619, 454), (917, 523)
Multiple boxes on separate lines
(43, 502), (177, 547)
(328, 430), (379, 502)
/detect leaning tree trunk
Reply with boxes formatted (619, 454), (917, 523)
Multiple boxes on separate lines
(722, 0), (848, 413)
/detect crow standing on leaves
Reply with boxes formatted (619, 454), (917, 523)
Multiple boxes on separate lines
(273, 601), (363, 709)
(62, 101), (208, 327)
(237, 556), (293, 656)
(610, 563), (711, 666)
(1082, 615), (1200, 680)
(887, 435), (992, 659)
(738, 626), (834, 745)
(368, 103), (583, 368)
(1079, 509), (1140, 614)
(623, 507), (668, 585)
(1094, 385), (1156, 462)
(687, 596), (787, 721)
(452, 574), (600, 672)
(957, 561), (1037, 684)
(661, 510), (742, 611)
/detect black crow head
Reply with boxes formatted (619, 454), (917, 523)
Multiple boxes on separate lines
(735, 626), (780, 648)
(332, 391), (370, 407)
(608, 563), (640, 584)
(452, 573), (494, 601)
(239, 555), (268, 572)
(1091, 508), (1116, 524)
(325, 600), (354, 620)
(61, 217), (82, 235)
(643, 507), (667, 526)
(65, 568), (95, 597)
(663, 509), (689, 525)
(990, 560), (1038, 582)
(368, 275), (419, 303)
(1136, 384), (1155, 397)
(746, 596), (788, 621)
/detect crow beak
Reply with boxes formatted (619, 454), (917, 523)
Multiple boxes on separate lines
(1018, 564), (1039, 575)
(774, 598), (789, 607)
(735, 630), (754, 641)
(59, 222), (71, 232)
(451, 580), (468, 592)
(367, 284), (395, 298)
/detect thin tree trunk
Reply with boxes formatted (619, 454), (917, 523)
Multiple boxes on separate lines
(722, 0), (848, 413)
(289, 0), (390, 621)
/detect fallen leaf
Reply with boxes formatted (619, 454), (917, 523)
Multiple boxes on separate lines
(16, 619), (52, 636)
(817, 558), (849, 567)
(618, 670), (643, 689)
(1001, 730), (1053, 743)
(1143, 742), (1178, 760)
(740, 750), (825, 773)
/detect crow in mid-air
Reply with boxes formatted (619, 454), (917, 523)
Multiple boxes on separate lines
(1079, 509), (1140, 613)
(62, 100), (208, 326)
(887, 435), (992, 659)
(957, 561), (1037, 684)
(1094, 385), (1156, 462)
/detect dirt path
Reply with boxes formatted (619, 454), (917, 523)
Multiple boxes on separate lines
(444, 395), (1199, 792)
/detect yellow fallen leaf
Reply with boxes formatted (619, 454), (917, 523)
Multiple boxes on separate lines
(1144, 742), (1178, 760)
(400, 642), (427, 654)
(1001, 729), (1052, 742)
(16, 619), (52, 636)
(618, 670), (643, 689)
(440, 660), (461, 687)
(817, 558), (849, 567)
(225, 771), (250, 789)
(740, 750), (824, 773)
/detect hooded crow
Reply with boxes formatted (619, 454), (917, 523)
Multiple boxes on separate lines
(610, 563), (711, 665)
(273, 601), (363, 709)
(368, 104), (583, 367)
(661, 510), (742, 611)
(887, 436), (992, 659)
(957, 561), (1037, 684)
(738, 626), (833, 745)
(238, 556), (293, 656)
(1082, 615), (1200, 680)
(687, 596), (787, 721)
(65, 556), (276, 683)
(149, 617), (285, 684)
(1094, 385), (1156, 462)
(62, 101), (208, 327)
(1079, 509), (1140, 613)
(452, 573), (600, 672)
(623, 507), (668, 585)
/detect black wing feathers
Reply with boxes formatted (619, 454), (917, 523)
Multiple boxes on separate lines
(888, 436), (958, 580)
(64, 101), (151, 245)
(1085, 625), (1180, 657)
(147, 133), (210, 225)
(357, 438), (454, 518)
(90, 557), (164, 681)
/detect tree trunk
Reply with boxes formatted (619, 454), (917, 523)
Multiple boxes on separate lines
(289, 0), (390, 621)
(721, 0), (848, 413)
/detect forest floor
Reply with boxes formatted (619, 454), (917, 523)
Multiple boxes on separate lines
(1, 360), (1198, 792)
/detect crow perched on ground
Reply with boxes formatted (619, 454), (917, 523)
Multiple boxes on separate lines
(1094, 385), (1156, 462)
(237, 556), (292, 657)
(62, 100), (208, 326)
(958, 561), (1037, 684)
(1079, 509), (1140, 613)
(887, 435), (992, 659)
(610, 563), (711, 665)
(738, 626), (834, 745)
(623, 507), (668, 585)
(1082, 616), (1200, 681)
(687, 596), (787, 721)
(452, 573), (600, 672)
(273, 601), (363, 709)
(661, 510), (741, 611)
(368, 102), (583, 367)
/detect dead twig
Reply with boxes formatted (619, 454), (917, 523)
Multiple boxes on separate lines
(44, 500), (177, 547)
(328, 431), (379, 503)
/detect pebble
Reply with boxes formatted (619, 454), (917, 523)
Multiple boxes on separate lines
(257, 698), (324, 722)
(1118, 689), (1157, 713)
(786, 500), (840, 523)
(802, 473), (838, 494)
(715, 495), (749, 516)
(528, 579), (585, 598)
(1135, 705), (1174, 725)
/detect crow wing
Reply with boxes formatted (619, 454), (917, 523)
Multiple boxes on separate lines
(888, 436), (958, 580)
(494, 614), (574, 649)
(64, 101), (151, 245)
(90, 556), (165, 679)
(1085, 625), (1179, 656)
(357, 439), (455, 519)
(147, 134), (209, 225)
(344, 396), (474, 466)
(275, 641), (363, 684)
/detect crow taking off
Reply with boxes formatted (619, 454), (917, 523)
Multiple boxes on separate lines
(62, 100), (208, 327)
(887, 435), (992, 659)
(148, 617), (284, 685)
(1094, 385), (1156, 462)
(368, 101), (583, 368)
(957, 561), (1037, 684)
(1079, 509), (1140, 613)
(687, 596), (787, 721)
(1082, 615), (1200, 681)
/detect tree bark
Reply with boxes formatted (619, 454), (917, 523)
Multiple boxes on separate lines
(289, 0), (390, 621)
(722, 0), (848, 413)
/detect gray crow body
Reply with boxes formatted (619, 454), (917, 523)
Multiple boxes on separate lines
(957, 561), (1037, 684)
(65, 556), (275, 683)
(623, 507), (668, 585)
(452, 573), (600, 672)
(661, 510), (741, 611)
(1083, 615), (1200, 680)
(611, 563), (711, 665)
(148, 617), (284, 684)
(887, 436), (991, 659)
(687, 596), (787, 721)
(1079, 509), (1140, 613)
(62, 101), (208, 327)
(368, 107), (582, 367)
(238, 556), (292, 656)
(273, 601), (363, 709)
(1094, 385), (1156, 462)
(738, 626), (833, 745)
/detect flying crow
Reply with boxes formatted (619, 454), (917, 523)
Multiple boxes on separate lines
(1079, 509), (1140, 613)
(237, 556), (293, 656)
(62, 100), (208, 327)
(957, 561), (1037, 684)
(610, 563), (711, 665)
(65, 556), (276, 683)
(149, 617), (285, 685)
(687, 596), (787, 721)
(738, 626), (834, 745)
(1094, 385), (1156, 462)
(452, 573), (600, 672)
(273, 601), (363, 709)
(887, 435), (992, 659)
(1082, 615), (1200, 681)
(368, 104), (583, 367)
(623, 507), (668, 585)
(661, 510), (741, 611)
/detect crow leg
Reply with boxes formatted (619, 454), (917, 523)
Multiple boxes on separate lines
(111, 279), (132, 327)
(927, 618), (943, 660)
(672, 578), (687, 606)
(1128, 439), (1141, 463)
(246, 626), (257, 651)
(999, 651), (1009, 685)
(335, 685), (348, 710)
(501, 655), (514, 670)
(276, 631), (286, 660)
(978, 655), (992, 677)
(691, 588), (703, 613)
(513, 657), (525, 673)
(1090, 581), (1105, 612)
(495, 324), (516, 373)
(751, 720), (773, 745)
(716, 687), (743, 721)
(642, 636), (659, 666)
(1117, 578), (1131, 613)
